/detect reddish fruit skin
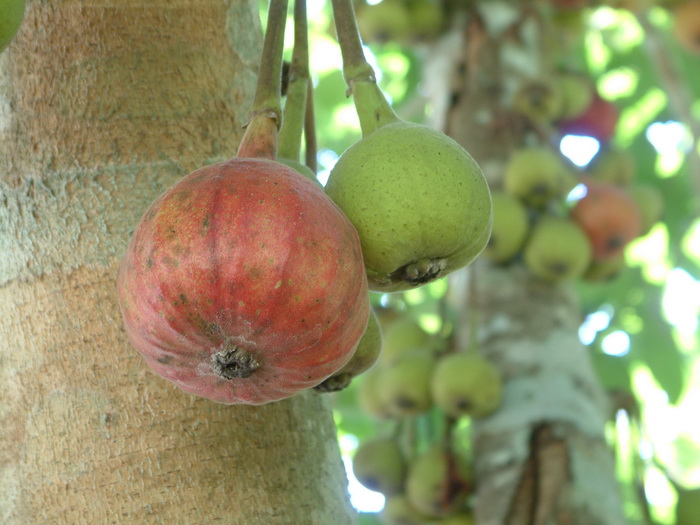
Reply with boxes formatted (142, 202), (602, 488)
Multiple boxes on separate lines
(559, 93), (619, 143)
(117, 158), (370, 405)
(570, 180), (642, 261)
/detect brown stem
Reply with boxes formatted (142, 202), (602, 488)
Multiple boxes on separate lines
(237, 0), (289, 159)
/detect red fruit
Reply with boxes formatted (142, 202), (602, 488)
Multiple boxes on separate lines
(117, 158), (370, 405)
(558, 93), (619, 143)
(570, 180), (642, 261)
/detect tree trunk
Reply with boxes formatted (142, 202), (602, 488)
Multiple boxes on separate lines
(0, 2), (356, 523)
(426, 3), (627, 524)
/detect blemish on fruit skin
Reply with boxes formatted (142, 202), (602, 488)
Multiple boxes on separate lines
(274, 280), (282, 289)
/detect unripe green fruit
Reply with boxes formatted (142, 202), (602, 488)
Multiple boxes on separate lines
(524, 216), (592, 281)
(555, 72), (594, 120)
(676, 487), (700, 525)
(504, 147), (566, 208)
(352, 437), (406, 495)
(378, 350), (435, 416)
(405, 446), (472, 518)
(483, 191), (530, 263)
(277, 157), (321, 186)
(431, 352), (503, 418)
(381, 317), (434, 365)
(628, 183), (663, 236)
(316, 308), (383, 392)
(583, 253), (626, 282)
(326, 121), (492, 292)
(588, 148), (636, 186)
(356, 0), (412, 44)
(0, 0), (25, 53)
(406, 0), (445, 42)
(381, 494), (433, 525)
(358, 368), (393, 418)
(513, 80), (565, 123)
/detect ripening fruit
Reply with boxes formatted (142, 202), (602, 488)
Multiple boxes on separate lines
(483, 191), (530, 263)
(570, 180), (643, 260)
(504, 147), (567, 208)
(381, 494), (433, 525)
(352, 437), (407, 495)
(356, 0), (412, 44)
(405, 446), (472, 518)
(523, 216), (592, 281)
(512, 80), (564, 123)
(431, 352), (503, 418)
(406, 0), (445, 42)
(0, 0), (25, 53)
(325, 121), (492, 292)
(628, 183), (664, 236)
(555, 72), (594, 120)
(315, 308), (383, 392)
(358, 368), (393, 418)
(588, 148), (636, 186)
(559, 93), (619, 143)
(380, 317), (434, 365)
(673, 1), (700, 54)
(378, 350), (435, 416)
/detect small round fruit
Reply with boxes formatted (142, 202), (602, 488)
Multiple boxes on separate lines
(315, 308), (382, 392)
(358, 368), (393, 418)
(555, 72), (594, 120)
(277, 157), (321, 186)
(431, 352), (503, 418)
(405, 446), (472, 518)
(381, 494), (433, 525)
(356, 0), (412, 44)
(352, 437), (406, 495)
(380, 317), (434, 365)
(588, 148), (636, 186)
(378, 350), (435, 416)
(483, 191), (530, 263)
(673, 1), (700, 54)
(117, 158), (370, 405)
(523, 216), (592, 281)
(504, 147), (566, 208)
(570, 180), (642, 260)
(559, 93), (619, 143)
(0, 0), (25, 53)
(325, 121), (492, 292)
(628, 183), (663, 236)
(512, 80), (564, 123)
(583, 253), (627, 282)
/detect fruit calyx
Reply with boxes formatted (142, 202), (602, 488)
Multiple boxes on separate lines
(211, 344), (260, 380)
(392, 257), (448, 287)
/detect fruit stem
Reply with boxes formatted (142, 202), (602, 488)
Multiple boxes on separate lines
(236, 0), (289, 159)
(304, 75), (318, 172)
(277, 0), (310, 162)
(330, 0), (400, 135)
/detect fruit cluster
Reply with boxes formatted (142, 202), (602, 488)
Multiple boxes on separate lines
(348, 316), (502, 524)
(484, 74), (664, 283)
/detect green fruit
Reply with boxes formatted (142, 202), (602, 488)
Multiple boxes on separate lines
(352, 437), (406, 495)
(315, 308), (383, 392)
(483, 191), (530, 263)
(406, 0), (445, 42)
(358, 368), (393, 418)
(588, 148), (636, 186)
(381, 317), (434, 365)
(583, 253), (626, 282)
(356, 0), (412, 44)
(405, 446), (472, 518)
(381, 494), (433, 525)
(676, 487), (700, 525)
(0, 0), (25, 53)
(277, 157), (321, 186)
(378, 350), (435, 416)
(628, 183), (663, 236)
(504, 147), (566, 208)
(512, 80), (565, 123)
(523, 216), (592, 281)
(326, 121), (492, 292)
(555, 72), (594, 120)
(431, 352), (503, 418)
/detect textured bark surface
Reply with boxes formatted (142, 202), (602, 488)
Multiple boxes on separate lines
(0, 2), (356, 523)
(425, 3), (627, 524)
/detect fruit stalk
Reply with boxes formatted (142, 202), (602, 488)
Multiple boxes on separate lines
(278, 0), (310, 162)
(330, 0), (399, 135)
(237, 0), (289, 159)
(304, 77), (318, 172)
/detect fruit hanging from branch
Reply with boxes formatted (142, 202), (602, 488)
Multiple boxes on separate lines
(117, 0), (370, 405)
(325, 0), (492, 292)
